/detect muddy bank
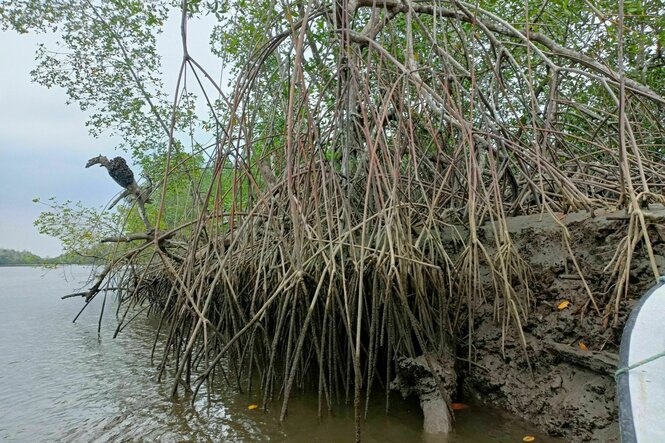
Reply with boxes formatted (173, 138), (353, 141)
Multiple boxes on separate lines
(456, 206), (665, 442)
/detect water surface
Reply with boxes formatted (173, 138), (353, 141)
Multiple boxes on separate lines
(0, 266), (564, 442)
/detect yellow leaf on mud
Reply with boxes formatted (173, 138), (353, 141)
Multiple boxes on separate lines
(578, 342), (589, 351)
(248, 404), (258, 410)
(523, 436), (536, 442)
(450, 403), (469, 410)
(557, 300), (571, 310)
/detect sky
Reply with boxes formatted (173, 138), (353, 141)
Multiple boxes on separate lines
(0, 11), (223, 257)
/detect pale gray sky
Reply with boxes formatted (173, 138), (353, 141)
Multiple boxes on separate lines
(0, 12), (224, 257)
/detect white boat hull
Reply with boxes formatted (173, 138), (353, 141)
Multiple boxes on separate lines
(618, 278), (665, 442)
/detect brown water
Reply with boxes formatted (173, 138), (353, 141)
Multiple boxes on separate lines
(0, 266), (565, 442)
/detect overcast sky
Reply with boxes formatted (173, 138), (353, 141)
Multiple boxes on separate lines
(0, 12), (222, 257)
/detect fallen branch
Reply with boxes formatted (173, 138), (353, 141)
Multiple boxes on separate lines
(100, 233), (152, 243)
(61, 287), (119, 299)
(544, 340), (619, 376)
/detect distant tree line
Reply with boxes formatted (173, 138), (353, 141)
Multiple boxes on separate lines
(0, 248), (95, 266)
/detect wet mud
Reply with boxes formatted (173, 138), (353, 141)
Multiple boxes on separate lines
(459, 206), (665, 441)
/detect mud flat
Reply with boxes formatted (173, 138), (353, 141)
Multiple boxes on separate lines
(456, 206), (665, 442)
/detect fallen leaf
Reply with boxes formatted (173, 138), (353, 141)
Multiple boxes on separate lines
(578, 342), (589, 351)
(557, 300), (571, 310)
(523, 436), (536, 442)
(248, 404), (258, 410)
(450, 403), (469, 410)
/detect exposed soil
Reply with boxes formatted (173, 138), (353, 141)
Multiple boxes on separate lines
(458, 206), (665, 442)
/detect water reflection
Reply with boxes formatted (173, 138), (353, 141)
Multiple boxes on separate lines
(0, 266), (564, 442)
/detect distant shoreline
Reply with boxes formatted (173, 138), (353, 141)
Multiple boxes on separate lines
(1, 248), (96, 266)
(0, 263), (87, 267)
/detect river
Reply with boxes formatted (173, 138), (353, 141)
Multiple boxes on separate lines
(0, 266), (564, 442)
